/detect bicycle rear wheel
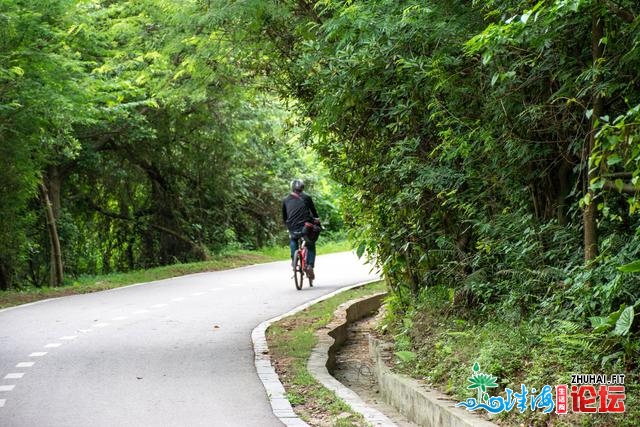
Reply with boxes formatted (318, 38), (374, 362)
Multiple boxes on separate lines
(293, 250), (304, 290)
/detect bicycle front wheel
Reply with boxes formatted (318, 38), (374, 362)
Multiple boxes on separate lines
(293, 251), (304, 290)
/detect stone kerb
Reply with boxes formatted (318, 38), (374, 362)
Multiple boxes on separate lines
(325, 292), (387, 372)
(308, 292), (396, 426)
(369, 337), (498, 427)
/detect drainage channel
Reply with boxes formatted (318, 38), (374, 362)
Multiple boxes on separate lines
(332, 309), (420, 427)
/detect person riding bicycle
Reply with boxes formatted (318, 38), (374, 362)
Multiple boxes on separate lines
(282, 179), (321, 280)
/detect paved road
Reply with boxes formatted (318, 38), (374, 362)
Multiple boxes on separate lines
(0, 252), (378, 427)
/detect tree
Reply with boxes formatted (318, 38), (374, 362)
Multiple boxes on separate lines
(1, 0), (329, 287)
(215, 0), (640, 318)
(0, 0), (91, 286)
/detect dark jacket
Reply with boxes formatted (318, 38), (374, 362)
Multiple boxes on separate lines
(282, 191), (319, 233)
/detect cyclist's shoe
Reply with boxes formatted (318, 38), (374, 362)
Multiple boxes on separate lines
(305, 266), (315, 280)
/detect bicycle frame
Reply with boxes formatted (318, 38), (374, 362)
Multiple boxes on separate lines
(298, 238), (308, 270)
(293, 237), (312, 290)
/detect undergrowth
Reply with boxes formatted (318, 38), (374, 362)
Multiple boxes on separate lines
(382, 285), (639, 427)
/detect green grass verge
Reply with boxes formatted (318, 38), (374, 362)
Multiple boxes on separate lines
(259, 238), (352, 259)
(266, 280), (387, 426)
(0, 239), (353, 309)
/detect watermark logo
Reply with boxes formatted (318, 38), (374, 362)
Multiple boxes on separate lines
(455, 363), (625, 414)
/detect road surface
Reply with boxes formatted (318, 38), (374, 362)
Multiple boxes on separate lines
(0, 251), (378, 427)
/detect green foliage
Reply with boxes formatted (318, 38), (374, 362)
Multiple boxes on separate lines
(394, 350), (417, 364)
(619, 259), (640, 273)
(0, 0), (348, 288)
(213, 3), (640, 423)
(0, 0), (90, 288)
(385, 284), (639, 425)
(221, 0), (640, 325)
(589, 303), (639, 368)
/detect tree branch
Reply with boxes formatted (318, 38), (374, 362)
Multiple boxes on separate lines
(86, 200), (209, 259)
(603, 180), (640, 194)
(604, 172), (633, 179)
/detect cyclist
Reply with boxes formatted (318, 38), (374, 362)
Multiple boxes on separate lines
(282, 179), (321, 279)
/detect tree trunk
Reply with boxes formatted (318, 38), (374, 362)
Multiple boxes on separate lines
(556, 157), (570, 226)
(583, 10), (605, 265)
(0, 262), (10, 291)
(39, 181), (64, 286)
(48, 166), (62, 220)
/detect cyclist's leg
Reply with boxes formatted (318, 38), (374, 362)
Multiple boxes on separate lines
(303, 236), (316, 279)
(289, 237), (298, 266)
(300, 228), (317, 267)
(306, 242), (316, 268)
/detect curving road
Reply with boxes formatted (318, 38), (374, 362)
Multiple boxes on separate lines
(0, 252), (378, 427)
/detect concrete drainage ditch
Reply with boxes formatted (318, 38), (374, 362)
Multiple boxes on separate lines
(307, 292), (497, 427)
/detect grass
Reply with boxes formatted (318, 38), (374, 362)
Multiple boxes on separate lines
(266, 280), (387, 426)
(258, 238), (351, 260)
(0, 239), (354, 309)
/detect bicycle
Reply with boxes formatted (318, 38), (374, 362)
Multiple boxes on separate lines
(292, 236), (313, 290)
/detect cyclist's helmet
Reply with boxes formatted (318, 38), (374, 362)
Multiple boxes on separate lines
(291, 179), (305, 193)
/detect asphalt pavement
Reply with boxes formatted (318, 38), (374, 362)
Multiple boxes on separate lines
(0, 251), (378, 427)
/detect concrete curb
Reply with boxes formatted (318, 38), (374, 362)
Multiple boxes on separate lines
(251, 279), (381, 427)
(310, 293), (500, 427)
(307, 292), (397, 426)
(369, 342), (498, 427)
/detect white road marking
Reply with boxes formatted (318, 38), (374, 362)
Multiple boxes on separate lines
(151, 303), (168, 308)
(60, 335), (77, 340)
(0, 385), (15, 392)
(228, 283), (243, 287)
(78, 329), (92, 333)
(0, 399), (5, 407)
(171, 297), (185, 302)
(134, 309), (149, 314)
(4, 373), (24, 379)
(93, 322), (109, 328)
(29, 352), (47, 357)
(209, 287), (222, 291)
(44, 343), (61, 348)
(112, 316), (128, 321)
(191, 292), (205, 296)
(16, 362), (34, 368)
